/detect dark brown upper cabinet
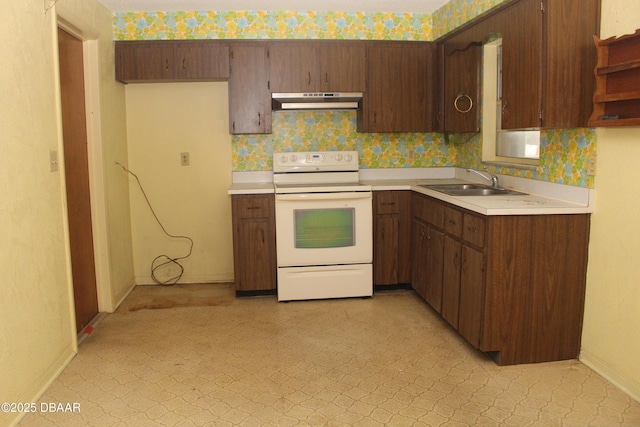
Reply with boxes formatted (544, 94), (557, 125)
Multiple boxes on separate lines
(228, 43), (272, 134)
(358, 42), (437, 133)
(268, 41), (366, 93)
(443, 42), (482, 133)
(438, 0), (600, 130)
(500, 0), (600, 129)
(115, 40), (229, 83)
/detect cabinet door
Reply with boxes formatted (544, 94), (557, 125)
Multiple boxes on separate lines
(411, 220), (428, 299)
(170, 42), (229, 80)
(542, 0), (600, 128)
(500, 0), (543, 129)
(319, 43), (366, 92)
(458, 245), (485, 348)
(229, 44), (272, 134)
(373, 192), (399, 285)
(231, 195), (276, 292)
(116, 41), (165, 82)
(443, 43), (482, 132)
(374, 215), (399, 285)
(373, 191), (411, 286)
(442, 237), (462, 329)
(269, 42), (319, 92)
(424, 226), (445, 313)
(360, 43), (436, 132)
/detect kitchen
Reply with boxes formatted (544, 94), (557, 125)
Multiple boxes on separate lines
(2, 0), (640, 425)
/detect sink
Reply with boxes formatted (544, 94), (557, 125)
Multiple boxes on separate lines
(419, 183), (527, 196)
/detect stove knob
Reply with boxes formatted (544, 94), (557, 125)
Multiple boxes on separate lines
(335, 153), (343, 162)
(345, 154), (353, 162)
(280, 155), (288, 163)
(290, 154), (297, 163)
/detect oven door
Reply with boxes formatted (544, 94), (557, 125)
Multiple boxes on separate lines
(275, 191), (372, 267)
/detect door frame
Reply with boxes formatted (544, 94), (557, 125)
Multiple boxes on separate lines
(55, 14), (114, 320)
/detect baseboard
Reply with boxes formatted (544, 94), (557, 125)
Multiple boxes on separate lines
(580, 349), (640, 403)
(134, 274), (233, 285)
(3, 347), (76, 427)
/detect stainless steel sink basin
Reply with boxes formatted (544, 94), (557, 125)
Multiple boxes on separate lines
(419, 183), (527, 196)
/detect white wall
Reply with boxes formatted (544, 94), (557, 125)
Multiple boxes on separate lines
(581, 0), (640, 402)
(125, 83), (234, 284)
(0, 1), (133, 425)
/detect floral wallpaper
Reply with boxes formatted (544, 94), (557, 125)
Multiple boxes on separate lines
(233, 111), (456, 171)
(113, 0), (595, 188)
(457, 129), (596, 188)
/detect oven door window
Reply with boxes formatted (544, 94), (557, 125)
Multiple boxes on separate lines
(294, 208), (355, 248)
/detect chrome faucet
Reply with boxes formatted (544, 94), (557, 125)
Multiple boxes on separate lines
(466, 168), (500, 188)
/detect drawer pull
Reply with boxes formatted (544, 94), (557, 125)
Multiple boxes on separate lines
(247, 206), (261, 210)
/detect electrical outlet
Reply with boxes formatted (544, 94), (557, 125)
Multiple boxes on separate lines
(180, 152), (190, 166)
(587, 156), (597, 175)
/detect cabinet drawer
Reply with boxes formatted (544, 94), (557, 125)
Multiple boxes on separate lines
(462, 213), (485, 247)
(233, 195), (273, 219)
(444, 206), (463, 237)
(413, 194), (444, 228)
(374, 191), (401, 214)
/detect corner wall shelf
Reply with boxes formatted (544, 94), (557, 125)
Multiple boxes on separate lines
(589, 29), (640, 127)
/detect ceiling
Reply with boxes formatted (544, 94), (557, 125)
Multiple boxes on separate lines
(96, 0), (450, 14)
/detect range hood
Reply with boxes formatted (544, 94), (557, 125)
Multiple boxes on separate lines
(272, 92), (363, 111)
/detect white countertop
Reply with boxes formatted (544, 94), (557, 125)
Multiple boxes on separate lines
(228, 168), (594, 216)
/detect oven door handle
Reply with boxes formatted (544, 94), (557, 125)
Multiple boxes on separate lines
(276, 192), (371, 202)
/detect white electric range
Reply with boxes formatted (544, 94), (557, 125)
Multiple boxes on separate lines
(273, 151), (373, 302)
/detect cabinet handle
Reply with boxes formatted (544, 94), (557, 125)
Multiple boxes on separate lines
(454, 93), (473, 113)
(502, 101), (508, 120)
(382, 202), (396, 206)
(165, 57), (169, 71)
(258, 112), (261, 126)
(467, 226), (477, 233)
(260, 228), (265, 243)
(182, 58), (186, 70)
(325, 72), (328, 85)
(247, 206), (260, 210)
(308, 71), (311, 86)
(448, 219), (457, 225)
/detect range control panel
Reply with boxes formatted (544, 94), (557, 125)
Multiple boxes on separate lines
(273, 151), (359, 173)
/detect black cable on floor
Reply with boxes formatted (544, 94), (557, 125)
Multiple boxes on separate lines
(115, 162), (193, 286)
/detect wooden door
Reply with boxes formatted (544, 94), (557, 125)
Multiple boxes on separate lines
(58, 28), (99, 332)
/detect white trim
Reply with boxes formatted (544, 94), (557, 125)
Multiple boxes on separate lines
(580, 349), (640, 403)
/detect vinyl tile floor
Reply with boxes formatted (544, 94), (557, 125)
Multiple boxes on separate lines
(19, 285), (640, 426)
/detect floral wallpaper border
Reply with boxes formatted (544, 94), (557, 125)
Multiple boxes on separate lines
(113, 11), (433, 41)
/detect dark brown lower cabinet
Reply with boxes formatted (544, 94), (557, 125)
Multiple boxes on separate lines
(373, 191), (411, 287)
(411, 192), (590, 365)
(231, 194), (276, 294)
